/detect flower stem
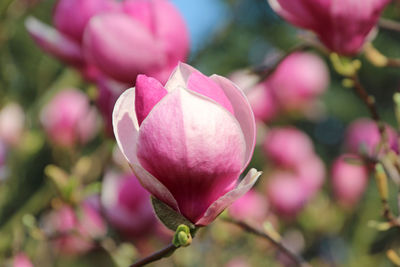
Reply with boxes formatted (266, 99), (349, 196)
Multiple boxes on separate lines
(222, 217), (311, 267)
(130, 243), (178, 267)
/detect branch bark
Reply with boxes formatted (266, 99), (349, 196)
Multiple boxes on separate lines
(223, 218), (311, 267)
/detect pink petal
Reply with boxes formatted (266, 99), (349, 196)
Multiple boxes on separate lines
(53, 0), (120, 43)
(135, 75), (168, 125)
(187, 71), (234, 114)
(25, 17), (84, 66)
(83, 13), (166, 84)
(137, 87), (246, 223)
(130, 163), (179, 212)
(164, 62), (197, 91)
(196, 168), (262, 226)
(112, 87), (140, 166)
(149, 0), (190, 66)
(210, 75), (256, 172)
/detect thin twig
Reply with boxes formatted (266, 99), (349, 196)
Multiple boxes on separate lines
(223, 217), (310, 267)
(351, 75), (387, 143)
(252, 43), (311, 82)
(349, 76), (400, 225)
(379, 18), (400, 33)
(130, 243), (178, 267)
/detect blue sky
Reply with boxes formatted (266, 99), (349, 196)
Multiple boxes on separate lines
(170, 0), (229, 53)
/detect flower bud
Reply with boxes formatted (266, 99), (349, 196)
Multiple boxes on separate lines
(296, 155), (326, 197)
(268, 0), (390, 55)
(263, 127), (314, 168)
(344, 118), (398, 156)
(53, 0), (118, 44)
(228, 189), (269, 225)
(40, 89), (99, 147)
(229, 70), (279, 122)
(267, 52), (329, 112)
(266, 172), (307, 217)
(331, 154), (368, 207)
(83, 0), (190, 84)
(113, 63), (260, 226)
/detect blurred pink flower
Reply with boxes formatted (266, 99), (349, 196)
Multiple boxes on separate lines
(228, 189), (269, 225)
(43, 197), (106, 255)
(229, 70), (279, 122)
(13, 253), (33, 267)
(25, 0), (118, 81)
(266, 172), (307, 217)
(0, 103), (25, 147)
(296, 155), (326, 197)
(53, 0), (118, 44)
(331, 154), (368, 207)
(84, 0), (189, 84)
(26, 0), (189, 85)
(40, 89), (99, 147)
(113, 63), (260, 225)
(267, 52), (329, 112)
(101, 171), (157, 239)
(344, 118), (398, 156)
(268, 0), (390, 55)
(263, 127), (315, 168)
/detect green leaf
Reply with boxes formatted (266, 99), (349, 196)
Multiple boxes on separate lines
(151, 196), (195, 231)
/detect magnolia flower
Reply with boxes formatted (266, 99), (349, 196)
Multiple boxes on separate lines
(331, 154), (368, 207)
(25, 0), (117, 81)
(84, 0), (190, 84)
(113, 63), (260, 226)
(40, 89), (99, 147)
(268, 0), (390, 55)
(26, 0), (189, 84)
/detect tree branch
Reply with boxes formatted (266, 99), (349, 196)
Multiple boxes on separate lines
(130, 243), (178, 267)
(223, 217), (310, 267)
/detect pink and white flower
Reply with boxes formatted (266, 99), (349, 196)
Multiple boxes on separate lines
(113, 63), (260, 226)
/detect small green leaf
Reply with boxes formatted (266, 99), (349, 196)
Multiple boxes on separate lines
(151, 196), (195, 231)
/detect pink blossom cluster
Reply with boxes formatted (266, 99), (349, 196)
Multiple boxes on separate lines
(330, 118), (398, 207)
(262, 127), (325, 217)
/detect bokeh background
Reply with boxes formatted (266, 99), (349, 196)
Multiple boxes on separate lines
(1, 0), (400, 266)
